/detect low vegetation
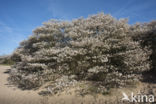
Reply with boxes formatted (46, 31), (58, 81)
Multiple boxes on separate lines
(0, 55), (14, 65)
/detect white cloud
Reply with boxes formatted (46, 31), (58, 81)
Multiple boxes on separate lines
(0, 21), (13, 33)
(112, 0), (155, 21)
(0, 21), (29, 55)
(45, 0), (74, 20)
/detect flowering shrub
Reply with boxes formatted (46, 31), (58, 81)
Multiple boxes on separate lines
(131, 21), (156, 72)
(10, 13), (151, 90)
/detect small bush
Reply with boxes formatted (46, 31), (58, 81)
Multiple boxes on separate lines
(0, 55), (14, 65)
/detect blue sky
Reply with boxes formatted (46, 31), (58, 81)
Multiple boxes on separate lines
(0, 0), (156, 55)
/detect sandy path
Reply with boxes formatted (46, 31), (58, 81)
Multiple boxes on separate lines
(0, 65), (42, 104)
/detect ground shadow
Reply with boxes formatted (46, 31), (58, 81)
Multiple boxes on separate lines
(2, 68), (17, 89)
(3, 68), (11, 74)
(142, 70), (156, 84)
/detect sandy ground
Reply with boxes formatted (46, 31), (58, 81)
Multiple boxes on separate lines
(0, 65), (42, 104)
(0, 65), (155, 104)
(0, 65), (123, 104)
(0, 65), (102, 104)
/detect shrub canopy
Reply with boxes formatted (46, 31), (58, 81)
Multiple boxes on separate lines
(11, 13), (150, 90)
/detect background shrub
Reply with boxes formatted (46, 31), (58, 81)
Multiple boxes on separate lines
(0, 55), (14, 65)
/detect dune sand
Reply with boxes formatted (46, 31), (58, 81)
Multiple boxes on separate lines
(0, 65), (42, 104)
(0, 65), (98, 104)
(1, 65), (153, 104)
(0, 65), (117, 104)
